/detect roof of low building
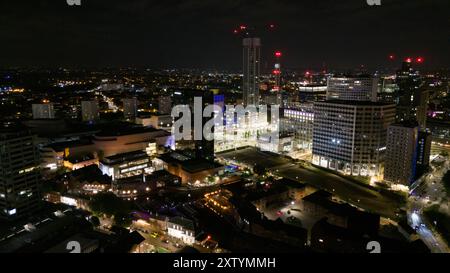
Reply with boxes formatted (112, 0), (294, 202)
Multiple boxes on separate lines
(168, 216), (195, 232)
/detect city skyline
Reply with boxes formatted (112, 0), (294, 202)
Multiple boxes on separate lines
(1, 0), (450, 259)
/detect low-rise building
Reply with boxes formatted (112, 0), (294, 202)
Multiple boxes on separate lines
(167, 217), (196, 245)
(136, 114), (173, 132)
(154, 153), (224, 184)
(64, 154), (99, 171)
(93, 126), (174, 158)
(250, 179), (308, 211)
(99, 151), (153, 181)
(40, 139), (95, 171)
(300, 190), (380, 236)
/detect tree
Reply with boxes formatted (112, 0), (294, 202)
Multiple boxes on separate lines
(253, 164), (267, 176)
(89, 193), (131, 219)
(89, 216), (101, 227)
(114, 212), (133, 228)
(443, 170), (450, 196)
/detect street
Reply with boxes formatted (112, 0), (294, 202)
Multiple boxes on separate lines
(408, 160), (450, 253)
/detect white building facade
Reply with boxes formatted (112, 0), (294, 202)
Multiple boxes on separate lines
(312, 101), (395, 177)
(327, 76), (378, 102)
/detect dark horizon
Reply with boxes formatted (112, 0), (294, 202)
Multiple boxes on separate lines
(0, 0), (449, 71)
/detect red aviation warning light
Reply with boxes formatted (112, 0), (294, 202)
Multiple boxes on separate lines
(273, 70), (281, 75)
(239, 25), (247, 30)
(416, 57), (424, 64)
(275, 51), (282, 58)
(405, 57), (413, 63)
(389, 54), (395, 60)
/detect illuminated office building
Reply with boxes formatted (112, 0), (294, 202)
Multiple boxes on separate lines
(327, 76), (378, 102)
(312, 101), (395, 177)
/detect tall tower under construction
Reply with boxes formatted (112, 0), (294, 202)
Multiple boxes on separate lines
(243, 38), (261, 106)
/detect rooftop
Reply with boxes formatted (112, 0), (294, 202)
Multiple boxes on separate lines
(316, 100), (395, 107)
(0, 122), (31, 139)
(169, 216), (195, 232)
(303, 190), (360, 218)
(101, 150), (149, 165)
(96, 125), (159, 137)
(66, 153), (96, 164)
(157, 153), (222, 173)
(390, 121), (420, 129)
(47, 139), (93, 152)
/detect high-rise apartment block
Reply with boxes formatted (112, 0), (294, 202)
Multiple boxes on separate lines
(158, 96), (172, 115)
(32, 103), (55, 119)
(123, 98), (138, 121)
(384, 123), (419, 186)
(81, 100), (99, 122)
(0, 123), (41, 221)
(416, 131), (432, 169)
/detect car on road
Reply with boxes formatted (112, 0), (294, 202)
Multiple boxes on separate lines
(203, 240), (218, 250)
(173, 243), (182, 248)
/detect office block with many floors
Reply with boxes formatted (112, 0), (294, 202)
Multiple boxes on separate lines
(0, 123), (41, 221)
(384, 123), (419, 186)
(327, 76), (378, 102)
(281, 103), (314, 151)
(81, 100), (99, 122)
(123, 98), (138, 121)
(158, 95), (172, 115)
(416, 131), (432, 169)
(312, 101), (395, 177)
(32, 103), (55, 119)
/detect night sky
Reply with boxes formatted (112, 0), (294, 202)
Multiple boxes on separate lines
(0, 0), (448, 71)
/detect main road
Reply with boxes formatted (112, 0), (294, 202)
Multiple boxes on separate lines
(408, 160), (450, 253)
